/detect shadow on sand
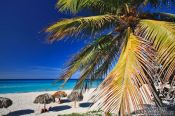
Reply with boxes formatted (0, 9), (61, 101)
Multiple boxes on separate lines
(79, 102), (93, 108)
(50, 105), (71, 112)
(61, 99), (71, 103)
(5, 109), (34, 116)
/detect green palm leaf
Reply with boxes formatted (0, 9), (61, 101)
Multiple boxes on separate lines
(57, 0), (173, 14)
(73, 34), (125, 90)
(57, 0), (124, 14)
(158, 12), (175, 22)
(46, 15), (118, 41)
(58, 33), (122, 89)
(57, 0), (96, 13)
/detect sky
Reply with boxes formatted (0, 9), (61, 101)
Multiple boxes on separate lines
(0, 0), (86, 79)
(0, 0), (175, 79)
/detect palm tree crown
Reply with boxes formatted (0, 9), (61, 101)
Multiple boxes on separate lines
(46, 0), (175, 115)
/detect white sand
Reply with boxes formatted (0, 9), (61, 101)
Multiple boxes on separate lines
(0, 89), (95, 116)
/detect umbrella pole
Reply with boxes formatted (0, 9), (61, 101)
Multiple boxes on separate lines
(59, 98), (61, 103)
(74, 101), (76, 108)
(44, 103), (46, 110)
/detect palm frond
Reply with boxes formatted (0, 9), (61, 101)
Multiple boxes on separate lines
(138, 20), (175, 82)
(59, 33), (122, 89)
(140, 12), (175, 22)
(157, 12), (175, 22)
(91, 32), (161, 114)
(143, 0), (175, 7)
(57, 0), (175, 14)
(143, 0), (160, 6)
(46, 15), (118, 42)
(56, 0), (125, 14)
(73, 34), (125, 90)
(57, 0), (96, 14)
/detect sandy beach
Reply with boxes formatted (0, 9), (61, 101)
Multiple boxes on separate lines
(0, 89), (95, 116)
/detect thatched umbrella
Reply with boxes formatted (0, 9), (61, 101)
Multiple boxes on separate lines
(52, 91), (67, 103)
(0, 97), (12, 108)
(33, 93), (54, 113)
(68, 91), (83, 108)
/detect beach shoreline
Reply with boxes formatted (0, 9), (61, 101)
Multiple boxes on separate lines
(0, 89), (78, 95)
(0, 88), (95, 116)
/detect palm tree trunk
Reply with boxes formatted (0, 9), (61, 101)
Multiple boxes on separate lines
(151, 81), (163, 106)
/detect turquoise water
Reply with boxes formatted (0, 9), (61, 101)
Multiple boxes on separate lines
(0, 79), (102, 94)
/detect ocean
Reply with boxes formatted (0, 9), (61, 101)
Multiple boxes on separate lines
(0, 79), (102, 94)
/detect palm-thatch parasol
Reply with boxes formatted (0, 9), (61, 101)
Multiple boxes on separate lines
(52, 91), (67, 103)
(0, 97), (13, 108)
(33, 93), (54, 113)
(68, 91), (83, 108)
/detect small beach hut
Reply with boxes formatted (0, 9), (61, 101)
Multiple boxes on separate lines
(0, 97), (13, 108)
(68, 91), (83, 108)
(33, 93), (54, 113)
(52, 91), (67, 103)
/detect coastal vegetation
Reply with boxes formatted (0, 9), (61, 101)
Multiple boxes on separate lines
(59, 111), (103, 116)
(46, 0), (175, 115)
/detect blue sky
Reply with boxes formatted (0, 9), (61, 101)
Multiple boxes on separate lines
(0, 0), (86, 79)
(0, 0), (175, 79)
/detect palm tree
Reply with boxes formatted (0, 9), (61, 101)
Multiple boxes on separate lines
(46, 0), (175, 115)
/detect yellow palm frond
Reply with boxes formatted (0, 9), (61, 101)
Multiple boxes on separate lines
(46, 14), (118, 42)
(138, 20), (175, 81)
(91, 33), (160, 114)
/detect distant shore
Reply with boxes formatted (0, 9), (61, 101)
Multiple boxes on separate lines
(0, 89), (95, 116)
